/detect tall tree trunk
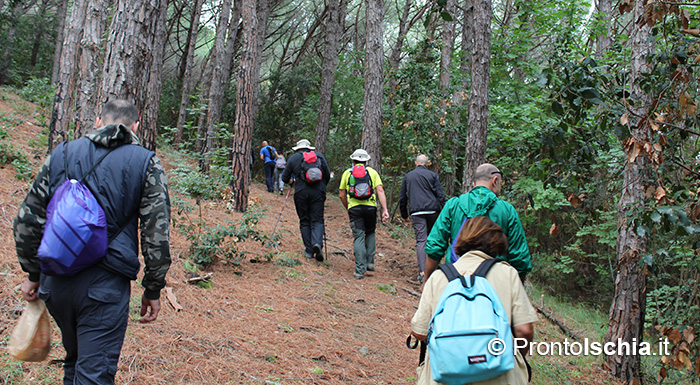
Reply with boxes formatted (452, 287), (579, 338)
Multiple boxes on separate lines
(98, 0), (167, 151)
(438, 0), (456, 195)
(361, 0), (383, 171)
(0, 2), (23, 85)
(29, 0), (48, 68)
(201, 0), (233, 172)
(315, 0), (347, 155)
(604, 0), (653, 381)
(48, 0), (108, 151)
(195, 49), (214, 154)
(446, 0), (474, 195)
(73, 0), (110, 139)
(142, 0), (168, 151)
(387, 1), (428, 109)
(461, 0), (491, 189)
(596, 0), (612, 55)
(50, 0), (68, 85)
(230, 0), (264, 212)
(175, 0), (204, 148)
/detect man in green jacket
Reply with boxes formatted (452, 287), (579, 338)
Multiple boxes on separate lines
(423, 163), (532, 284)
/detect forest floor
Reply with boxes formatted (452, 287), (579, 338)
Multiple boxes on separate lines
(0, 90), (623, 384)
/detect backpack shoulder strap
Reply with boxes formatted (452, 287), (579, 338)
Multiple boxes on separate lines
(437, 263), (461, 282)
(472, 258), (503, 278)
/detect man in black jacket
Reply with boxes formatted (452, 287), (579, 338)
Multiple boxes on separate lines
(399, 154), (447, 282)
(282, 139), (331, 261)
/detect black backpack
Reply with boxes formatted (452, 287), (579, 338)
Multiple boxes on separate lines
(301, 151), (323, 183)
(348, 165), (373, 199)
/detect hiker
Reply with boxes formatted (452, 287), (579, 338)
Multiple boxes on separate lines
(273, 153), (287, 195)
(14, 99), (171, 384)
(260, 140), (279, 193)
(399, 154), (447, 283)
(423, 163), (532, 284)
(281, 139), (331, 261)
(339, 149), (389, 279)
(410, 216), (537, 385)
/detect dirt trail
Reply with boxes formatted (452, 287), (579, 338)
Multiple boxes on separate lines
(0, 92), (623, 385)
(0, 92), (425, 384)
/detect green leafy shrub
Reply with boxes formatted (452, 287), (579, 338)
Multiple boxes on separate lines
(17, 77), (55, 108)
(174, 198), (271, 267)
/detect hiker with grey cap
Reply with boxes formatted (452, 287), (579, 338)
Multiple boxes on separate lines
(281, 139), (331, 261)
(339, 149), (389, 279)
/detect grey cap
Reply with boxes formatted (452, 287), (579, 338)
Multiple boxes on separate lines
(292, 139), (315, 151)
(350, 149), (371, 162)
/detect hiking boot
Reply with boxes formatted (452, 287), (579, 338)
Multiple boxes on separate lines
(367, 263), (375, 271)
(417, 272), (425, 283)
(303, 251), (313, 259)
(313, 244), (324, 262)
(280, 190), (284, 195)
(353, 273), (364, 280)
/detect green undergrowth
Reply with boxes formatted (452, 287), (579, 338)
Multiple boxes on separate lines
(526, 282), (620, 385)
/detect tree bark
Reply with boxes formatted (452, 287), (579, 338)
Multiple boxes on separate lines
(438, 0), (456, 195)
(142, 0), (168, 151)
(361, 0), (383, 171)
(604, 0), (653, 381)
(596, 0), (612, 55)
(461, 0), (490, 190)
(315, 0), (347, 155)
(98, 0), (167, 150)
(50, 0), (68, 85)
(48, 0), (109, 151)
(201, 0), (233, 172)
(175, 0), (204, 148)
(230, 0), (265, 212)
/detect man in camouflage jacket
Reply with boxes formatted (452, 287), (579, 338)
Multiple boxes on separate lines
(13, 99), (171, 384)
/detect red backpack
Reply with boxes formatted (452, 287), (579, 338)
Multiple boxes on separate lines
(301, 151), (323, 183)
(348, 165), (373, 199)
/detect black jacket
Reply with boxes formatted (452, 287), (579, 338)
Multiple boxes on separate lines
(399, 165), (447, 218)
(281, 150), (331, 193)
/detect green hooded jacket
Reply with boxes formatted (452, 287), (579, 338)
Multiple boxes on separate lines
(425, 186), (532, 276)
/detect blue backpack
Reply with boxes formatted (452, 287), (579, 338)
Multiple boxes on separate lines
(427, 259), (514, 385)
(37, 144), (122, 276)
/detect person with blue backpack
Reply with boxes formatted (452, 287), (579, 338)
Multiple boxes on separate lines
(410, 216), (537, 385)
(423, 163), (532, 285)
(260, 140), (279, 193)
(14, 99), (171, 384)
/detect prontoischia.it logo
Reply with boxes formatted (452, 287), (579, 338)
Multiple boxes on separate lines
(488, 338), (671, 357)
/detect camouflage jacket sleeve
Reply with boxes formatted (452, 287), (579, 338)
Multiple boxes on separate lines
(139, 156), (172, 299)
(13, 156), (52, 282)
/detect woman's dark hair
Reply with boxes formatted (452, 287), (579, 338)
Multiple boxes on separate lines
(453, 216), (508, 258)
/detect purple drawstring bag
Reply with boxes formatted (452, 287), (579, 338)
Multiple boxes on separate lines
(37, 179), (108, 276)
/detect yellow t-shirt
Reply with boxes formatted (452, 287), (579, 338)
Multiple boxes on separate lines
(411, 250), (538, 385)
(339, 165), (383, 209)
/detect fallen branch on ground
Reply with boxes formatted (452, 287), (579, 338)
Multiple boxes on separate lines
(533, 303), (583, 341)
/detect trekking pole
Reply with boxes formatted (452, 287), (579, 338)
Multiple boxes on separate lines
(323, 215), (328, 263)
(272, 188), (292, 236)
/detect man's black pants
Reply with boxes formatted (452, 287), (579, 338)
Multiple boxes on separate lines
(293, 188), (326, 255)
(39, 265), (130, 385)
